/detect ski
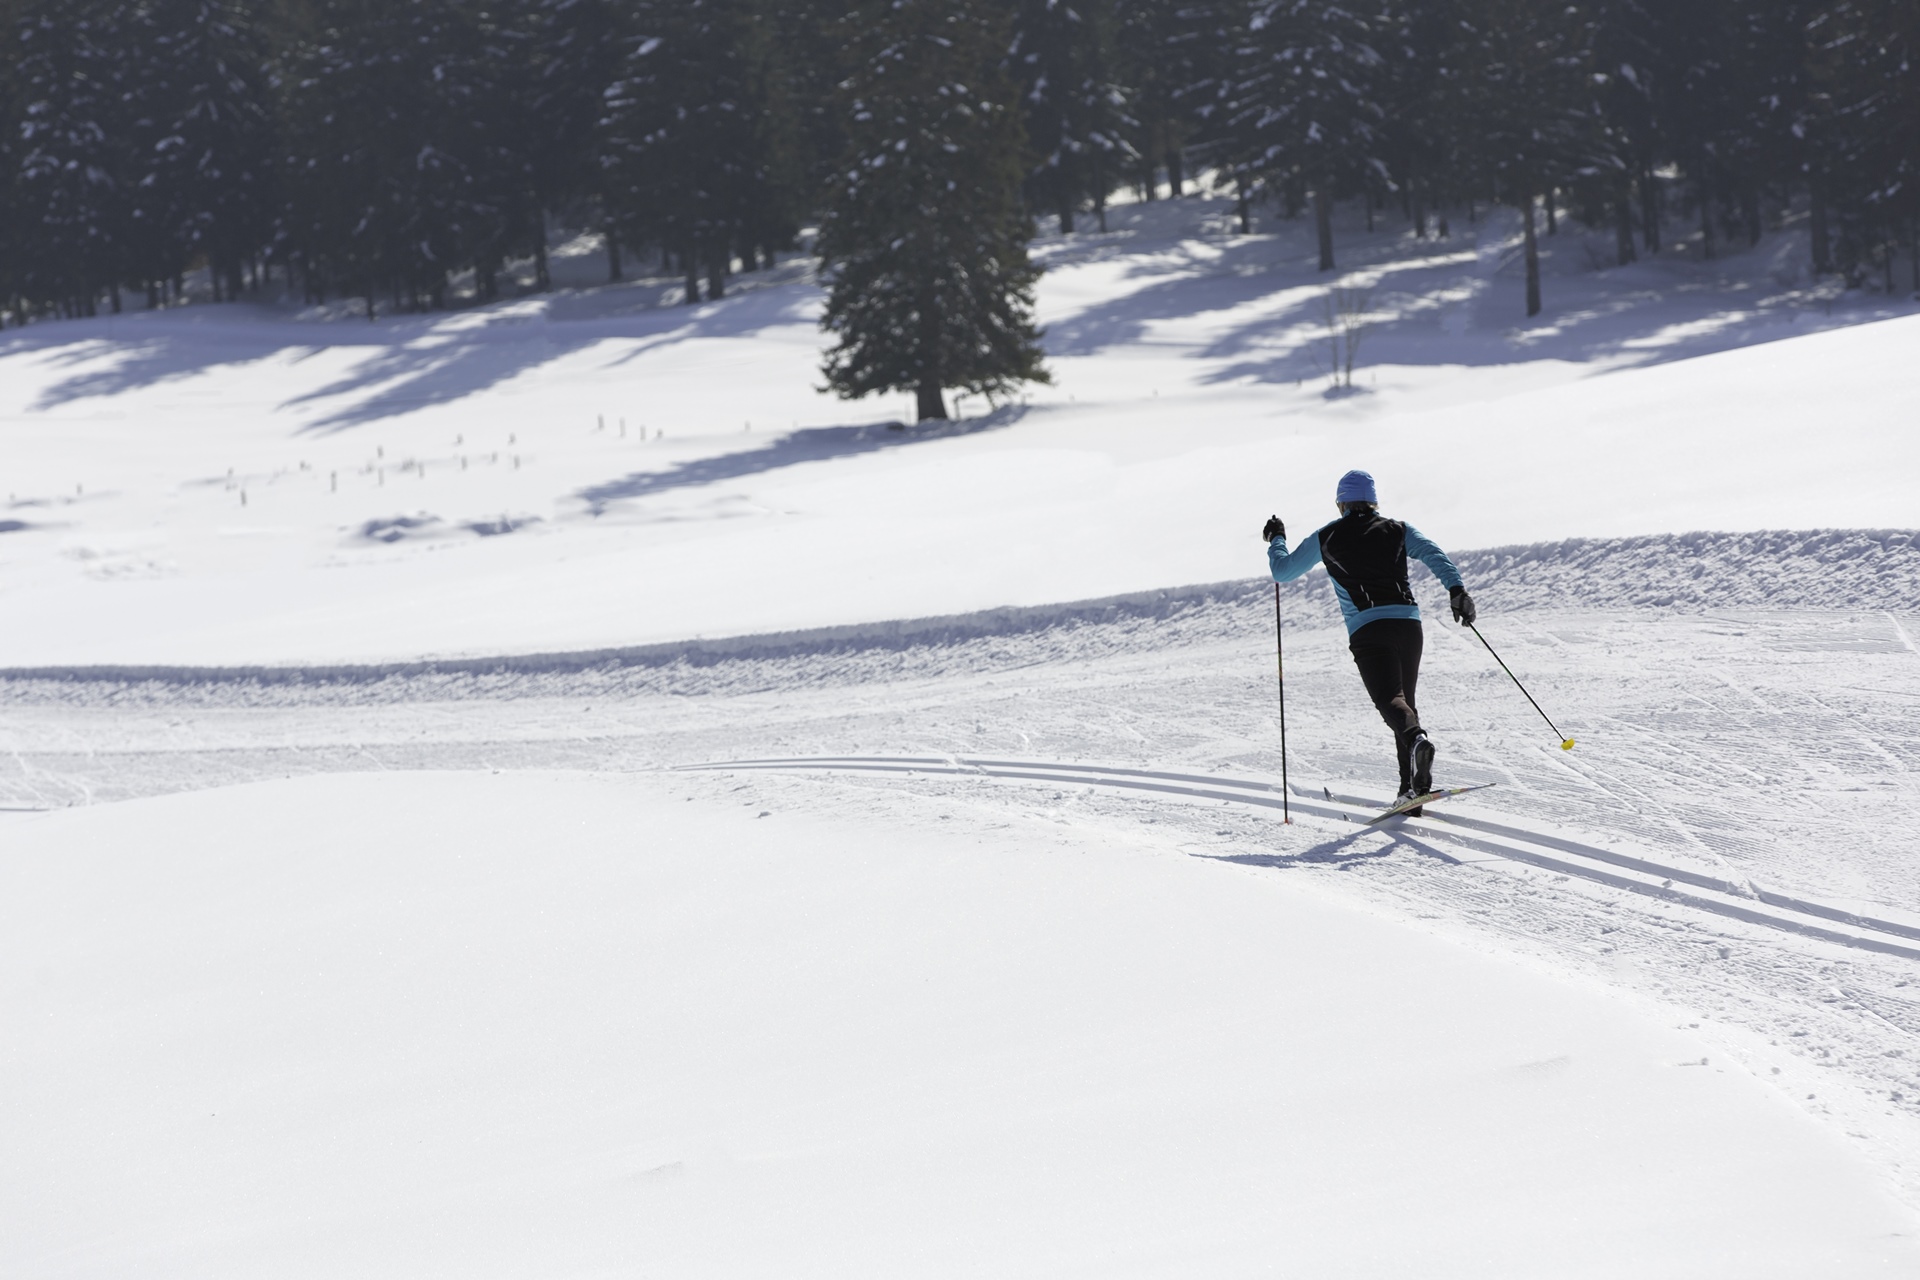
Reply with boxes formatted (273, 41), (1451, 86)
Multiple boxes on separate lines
(1365, 781), (1496, 825)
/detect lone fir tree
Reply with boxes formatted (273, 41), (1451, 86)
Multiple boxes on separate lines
(818, 0), (1048, 422)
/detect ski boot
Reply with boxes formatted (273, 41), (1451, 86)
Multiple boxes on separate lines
(1410, 733), (1435, 797)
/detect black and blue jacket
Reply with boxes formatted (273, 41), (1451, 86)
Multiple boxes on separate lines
(1267, 508), (1463, 636)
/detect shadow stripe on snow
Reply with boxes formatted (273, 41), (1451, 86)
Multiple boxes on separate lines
(674, 754), (1920, 963)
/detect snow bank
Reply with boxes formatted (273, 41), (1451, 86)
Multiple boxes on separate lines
(4, 529), (1913, 703)
(3, 771), (1913, 1277)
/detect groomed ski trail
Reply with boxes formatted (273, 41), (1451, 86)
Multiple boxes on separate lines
(675, 754), (1920, 962)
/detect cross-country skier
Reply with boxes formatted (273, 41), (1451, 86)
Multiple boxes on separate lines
(1261, 470), (1476, 815)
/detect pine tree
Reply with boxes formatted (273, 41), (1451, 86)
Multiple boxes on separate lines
(1224, 1), (1385, 265)
(493, 0), (623, 288)
(1374, 0), (1464, 241)
(1822, 0), (1920, 287)
(10, 0), (129, 316)
(818, 0), (1049, 422)
(122, 0), (276, 305)
(1009, 0), (1135, 233)
(1447, 0), (1595, 314)
(599, 0), (786, 303)
(1170, 0), (1259, 224)
(1584, 0), (1662, 263)
(277, 0), (498, 313)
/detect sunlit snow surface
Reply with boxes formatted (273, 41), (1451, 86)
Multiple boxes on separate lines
(5, 771), (1917, 1278)
(0, 199), (1914, 666)
(4, 199), (1920, 1273)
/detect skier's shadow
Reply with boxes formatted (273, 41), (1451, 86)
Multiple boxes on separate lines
(1198, 823), (1463, 870)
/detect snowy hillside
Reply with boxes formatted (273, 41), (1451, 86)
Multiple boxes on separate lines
(5, 200), (1920, 1276)
(0, 199), (1914, 666)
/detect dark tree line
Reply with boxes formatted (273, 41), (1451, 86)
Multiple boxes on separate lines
(1, 1), (1915, 332)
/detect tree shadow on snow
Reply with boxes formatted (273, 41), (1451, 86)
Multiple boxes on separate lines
(7, 278), (817, 433)
(1041, 202), (1919, 386)
(576, 404), (1029, 513)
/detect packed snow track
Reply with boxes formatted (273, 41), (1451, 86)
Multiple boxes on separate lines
(5, 530), (1920, 1207)
(675, 754), (1920, 962)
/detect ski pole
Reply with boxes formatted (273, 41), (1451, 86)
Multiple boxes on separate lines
(1469, 622), (1575, 751)
(1273, 582), (1291, 821)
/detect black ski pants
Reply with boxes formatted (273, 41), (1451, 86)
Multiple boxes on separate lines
(1348, 618), (1424, 792)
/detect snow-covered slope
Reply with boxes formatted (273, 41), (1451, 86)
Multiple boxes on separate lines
(5, 771), (1915, 1279)
(0, 199), (1914, 667)
(6, 199), (1920, 1274)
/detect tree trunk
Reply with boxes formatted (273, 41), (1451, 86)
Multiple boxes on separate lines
(1410, 175), (1426, 240)
(1237, 177), (1251, 234)
(1614, 178), (1637, 266)
(1166, 147), (1185, 197)
(534, 223), (551, 290)
(916, 378), (947, 421)
(683, 258), (701, 304)
(1545, 188), (1557, 234)
(1640, 168), (1661, 253)
(1742, 187), (1762, 246)
(606, 228), (623, 282)
(1058, 202), (1075, 235)
(1523, 197), (1541, 318)
(1313, 187), (1334, 270)
(707, 252), (726, 299)
(1810, 178), (1832, 275)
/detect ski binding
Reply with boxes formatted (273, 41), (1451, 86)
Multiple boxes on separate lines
(1366, 781), (1497, 825)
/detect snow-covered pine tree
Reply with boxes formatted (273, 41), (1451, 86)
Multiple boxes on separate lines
(1167, 0), (1258, 220)
(1820, 0), (1920, 288)
(503, 0), (622, 287)
(1583, 0), (1664, 263)
(10, 0), (129, 316)
(1009, 0), (1135, 233)
(761, 0), (850, 223)
(1224, 0), (1385, 267)
(1732, 1), (1827, 267)
(1445, 0), (1594, 314)
(599, 0), (780, 304)
(1113, 0), (1204, 198)
(277, 0), (499, 313)
(1649, 0), (1743, 260)
(818, 0), (1048, 421)
(1372, 0), (1464, 241)
(122, 0), (276, 305)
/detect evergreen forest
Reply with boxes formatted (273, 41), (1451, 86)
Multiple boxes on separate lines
(3, 0), (1915, 339)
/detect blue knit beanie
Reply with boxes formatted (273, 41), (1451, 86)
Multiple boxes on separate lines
(1336, 469), (1377, 505)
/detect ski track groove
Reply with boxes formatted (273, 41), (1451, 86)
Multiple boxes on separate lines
(673, 754), (1920, 961)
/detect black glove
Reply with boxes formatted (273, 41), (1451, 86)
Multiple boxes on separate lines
(1449, 585), (1476, 626)
(1261, 515), (1286, 543)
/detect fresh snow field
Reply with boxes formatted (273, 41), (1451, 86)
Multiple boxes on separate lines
(3, 772), (1914, 1278)
(0, 200), (1914, 666)
(4, 198), (1920, 1275)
